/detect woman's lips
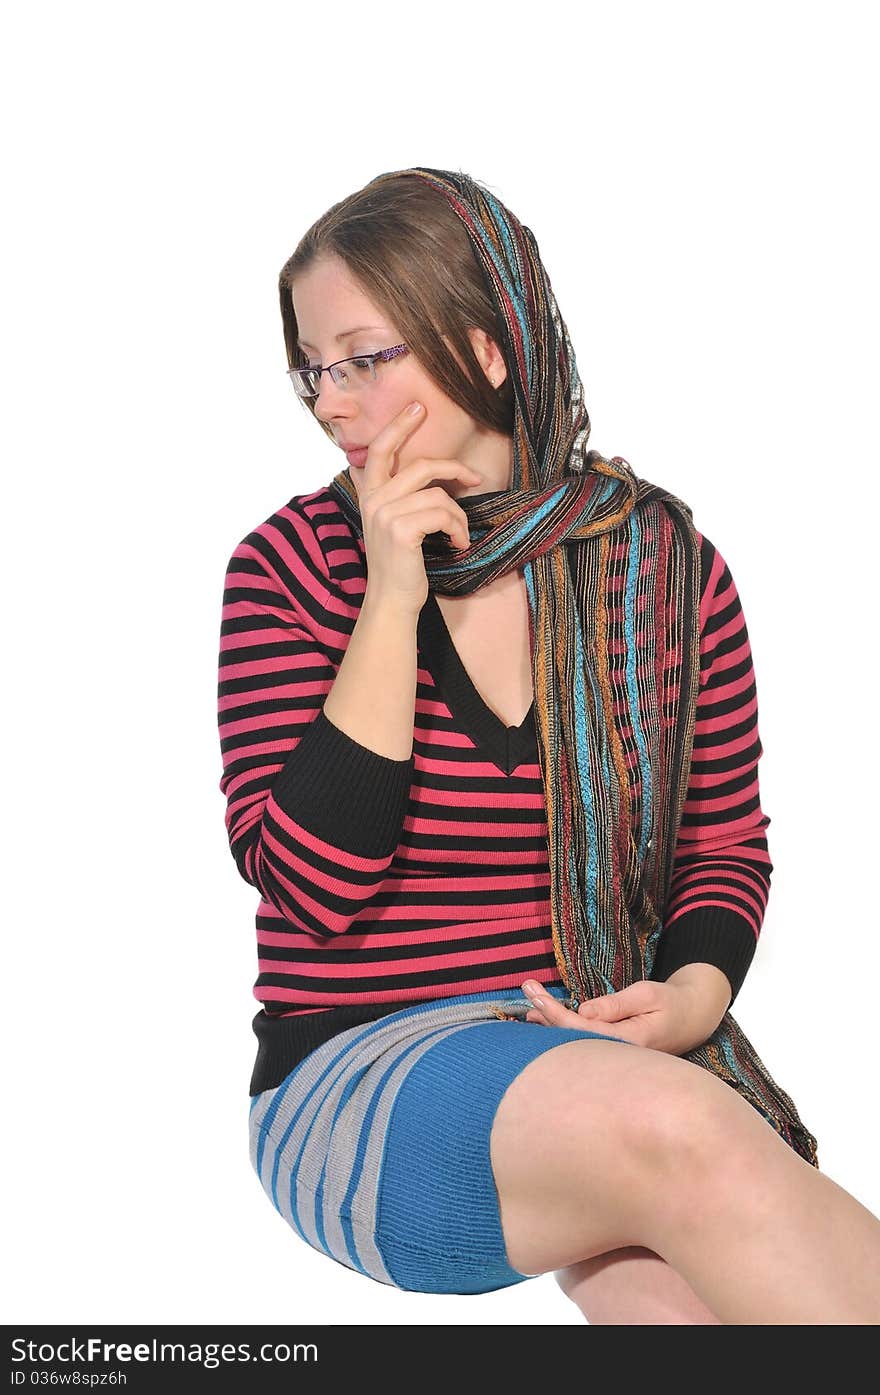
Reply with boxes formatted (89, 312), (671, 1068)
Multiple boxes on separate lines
(345, 447), (368, 467)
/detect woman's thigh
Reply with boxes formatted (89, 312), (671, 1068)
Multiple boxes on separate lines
(488, 1032), (737, 1279)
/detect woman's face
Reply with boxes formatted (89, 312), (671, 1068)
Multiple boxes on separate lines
(290, 253), (511, 491)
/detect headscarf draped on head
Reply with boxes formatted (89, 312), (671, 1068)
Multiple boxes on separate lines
(327, 167), (818, 1167)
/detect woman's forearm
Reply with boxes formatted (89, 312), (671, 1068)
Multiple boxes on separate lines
(322, 590), (419, 762)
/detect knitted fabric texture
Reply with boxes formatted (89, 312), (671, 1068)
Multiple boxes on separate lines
(324, 166), (817, 1168)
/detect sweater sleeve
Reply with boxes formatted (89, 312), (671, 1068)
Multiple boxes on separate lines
(216, 513), (415, 937)
(650, 533), (773, 1005)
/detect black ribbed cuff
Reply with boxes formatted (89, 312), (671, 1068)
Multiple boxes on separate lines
(650, 906), (758, 1004)
(270, 708), (415, 857)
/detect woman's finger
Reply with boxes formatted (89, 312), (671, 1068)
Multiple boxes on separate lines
(522, 982), (649, 1044)
(522, 983), (580, 1025)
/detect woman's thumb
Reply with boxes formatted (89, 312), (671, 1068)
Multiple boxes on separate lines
(579, 986), (638, 1020)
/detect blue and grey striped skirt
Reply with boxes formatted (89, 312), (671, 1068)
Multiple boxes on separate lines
(248, 985), (633, 1295)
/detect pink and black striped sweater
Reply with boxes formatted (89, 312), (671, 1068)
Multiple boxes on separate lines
(217, 485), (772, 1095)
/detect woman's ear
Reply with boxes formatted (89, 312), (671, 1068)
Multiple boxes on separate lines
(467, 326), (508, 388)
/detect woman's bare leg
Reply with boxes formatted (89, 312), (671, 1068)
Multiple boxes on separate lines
(489, 1036), (880, 1324)
(555, 1248), (722, 1325)
(640, 1091), (880, 1325)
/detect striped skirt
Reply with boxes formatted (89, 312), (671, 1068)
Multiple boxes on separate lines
(248, 985), (634, 1296)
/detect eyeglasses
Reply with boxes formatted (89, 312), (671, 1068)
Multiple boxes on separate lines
(287, 343), (410, 399)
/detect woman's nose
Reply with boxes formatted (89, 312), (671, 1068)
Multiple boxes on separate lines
(312, 374), (352, 421)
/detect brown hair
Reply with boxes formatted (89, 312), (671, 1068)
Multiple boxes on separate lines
(278, 170), (515, 449)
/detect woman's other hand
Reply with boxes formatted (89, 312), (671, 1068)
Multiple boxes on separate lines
(520, 974), (730, 1057)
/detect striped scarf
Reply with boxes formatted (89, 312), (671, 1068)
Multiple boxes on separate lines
(326, 167), (818, 1168)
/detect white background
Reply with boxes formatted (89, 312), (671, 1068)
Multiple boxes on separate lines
(3, 0), (877, 1327)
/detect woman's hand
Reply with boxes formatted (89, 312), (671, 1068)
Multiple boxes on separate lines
(350, 401), (480, 617)
(520, 976), (728, 1057)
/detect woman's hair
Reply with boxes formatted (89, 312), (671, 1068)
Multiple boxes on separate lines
(278, 171), (515, 448)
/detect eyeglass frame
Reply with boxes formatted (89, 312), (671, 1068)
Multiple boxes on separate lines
(287, 342), (410, 398)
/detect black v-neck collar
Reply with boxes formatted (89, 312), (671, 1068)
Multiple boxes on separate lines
(417, 590), (538, 777)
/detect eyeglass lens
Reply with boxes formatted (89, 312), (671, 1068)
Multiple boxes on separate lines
(290, 356), (377, 399)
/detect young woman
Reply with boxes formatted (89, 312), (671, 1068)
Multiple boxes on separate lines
(217, 166), (880, 1323)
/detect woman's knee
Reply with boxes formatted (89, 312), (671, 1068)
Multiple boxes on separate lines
(632, 1052), (730, 1153)
(636, 1050), (776, 1187)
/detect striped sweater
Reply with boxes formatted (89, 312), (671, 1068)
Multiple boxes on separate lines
(217, 484), (773, 1095)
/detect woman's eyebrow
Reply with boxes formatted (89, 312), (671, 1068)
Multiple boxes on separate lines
(296, 325), (385, 350)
